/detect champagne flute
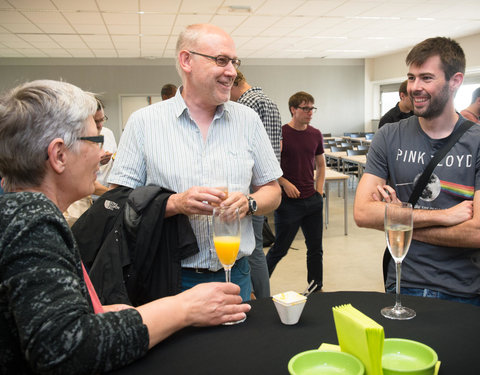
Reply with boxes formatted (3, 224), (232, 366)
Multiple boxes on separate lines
(212, 206), (245, 325)
(381, 202), (416, 320)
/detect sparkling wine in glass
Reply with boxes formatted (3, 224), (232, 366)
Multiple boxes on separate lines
(381, 202), (416, 320)
(212, 206), (245, 325)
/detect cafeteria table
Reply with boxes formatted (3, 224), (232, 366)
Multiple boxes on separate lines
(324, 168), (349, 235)
(110, 291), (480, 375)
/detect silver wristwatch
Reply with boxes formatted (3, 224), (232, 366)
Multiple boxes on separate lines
(246, 195), (257, 215)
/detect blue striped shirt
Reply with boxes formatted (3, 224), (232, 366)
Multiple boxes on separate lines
(109, 88), (282, 270)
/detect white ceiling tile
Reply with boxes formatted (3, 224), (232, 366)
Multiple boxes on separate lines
(63, 11), (104, 24)
(36, 23), (75, 33)
(141, 25), (172, 35)
(0, 0), (479, 61)
(23, 11), (68, 24)
(23, 40), (60, 48)
(73, 24), (108, 34)
(50, 34), (87, 48)
(117, 49), (140, 57)
(140, 13), (175, 26)
(66, 48), (95, 57)
(165, 36), (178, 49)
(173, 14), (213, 28)
(0, 49), (25, 57)
(93, 49), (118, 57)
(209, 15), (248, 28)
(325, 1), (379, 17)
(108, 25), (139, 34)
(19, 33), (52, 42)
(231, 36), (252, 49)
(161, 49), (176, 58)
(112, 35), (139, 49)
(97, 0), (138, 12)
(52, 0), (98, 11)
(42, 48), (72, 57)
(256, 0), (306, 15)
(179, 0), (223, 13)
(292, 1), (343, 17)
(102, 13), (138, 25)
(8, 0), (56, 10)
(140, 0), (181, 13)
(232, 16), (282, 35)
(141, 35), (168, 45)
(0, 0), (13, 9)
(0, 10), (31, 23)
(16, 48), (48, 56)
(2, 22), (42, 33)
(0, 33), (24, 42)
(82, 34), (114, 48)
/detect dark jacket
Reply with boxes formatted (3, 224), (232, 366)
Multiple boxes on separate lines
(72, 185), (199, 306)
(378, 102), (413, 129)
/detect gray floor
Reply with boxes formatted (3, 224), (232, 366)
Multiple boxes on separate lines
(266, 179), (386, 297)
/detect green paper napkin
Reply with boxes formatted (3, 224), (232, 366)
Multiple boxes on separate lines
(333, 304), (384, 375)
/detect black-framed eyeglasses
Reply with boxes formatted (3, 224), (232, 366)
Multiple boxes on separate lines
(94, 115), (108, 124)
(79, 135), (104, 149)
(297, 106), (317, 113)
(189, 51), (241, 69)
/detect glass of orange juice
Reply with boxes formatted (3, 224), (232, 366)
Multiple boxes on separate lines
(212, 206), (244, 324)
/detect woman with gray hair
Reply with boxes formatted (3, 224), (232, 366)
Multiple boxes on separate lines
(0, 80), (250, 374)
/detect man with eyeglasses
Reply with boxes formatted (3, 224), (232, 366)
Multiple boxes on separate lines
(108, 24), (282, 302)
(230, 69), (282, 299)
(93, 98), (117, 198)
(266, 91), (326, 293)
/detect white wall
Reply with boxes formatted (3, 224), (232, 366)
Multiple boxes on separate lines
(0, 58), (364, 141)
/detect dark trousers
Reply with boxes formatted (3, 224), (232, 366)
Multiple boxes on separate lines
(266, 193), (324, 288)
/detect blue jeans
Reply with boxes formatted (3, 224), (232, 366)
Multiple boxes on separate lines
(266, 193), (324, 288)
(386, 286), (480, 306)
(181, 257), (252, 302)
(248, 215), (271, 298)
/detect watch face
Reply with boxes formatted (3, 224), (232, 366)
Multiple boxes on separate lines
(249, 197), (257, 212)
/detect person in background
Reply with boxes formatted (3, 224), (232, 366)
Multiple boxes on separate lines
(62, 98), (117, 225)
(354, 37), (480, 305)
(161, 83), (177, 100)
(0, 79), (250, 374)
(230, 69), (282, 299)
(266, 91), (326, 292)
(460, 86), (480, 123)
(93, 97), (117, 197)
(108, 24), (282, 302)
(378, 80), (414, 129)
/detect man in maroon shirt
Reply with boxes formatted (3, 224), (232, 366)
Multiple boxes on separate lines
(266, 91), (326, 290)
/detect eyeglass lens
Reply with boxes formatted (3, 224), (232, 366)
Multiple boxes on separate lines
(298, 106), (317, 113)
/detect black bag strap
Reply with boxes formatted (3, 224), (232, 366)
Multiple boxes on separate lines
(383, 119), (475, 283)
(407, 120), (475, 206)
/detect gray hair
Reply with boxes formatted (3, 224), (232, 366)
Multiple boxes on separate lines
(175, 24), (205, 78)
(0, 80), (97, 191)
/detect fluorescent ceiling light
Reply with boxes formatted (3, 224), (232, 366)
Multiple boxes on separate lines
(228, 5), (252, 13)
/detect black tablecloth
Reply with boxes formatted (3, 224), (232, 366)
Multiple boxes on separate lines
(110, 291), (480, 374)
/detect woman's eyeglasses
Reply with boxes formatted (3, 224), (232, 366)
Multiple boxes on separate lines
(79, 135), (104, 149)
